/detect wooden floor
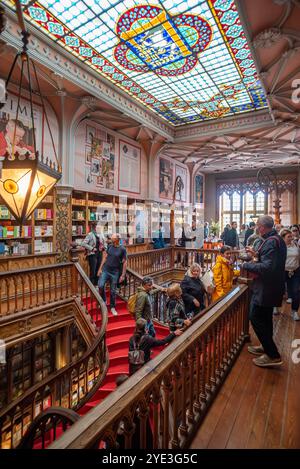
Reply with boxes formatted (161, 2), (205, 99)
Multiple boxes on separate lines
(190, 303), (300, 449)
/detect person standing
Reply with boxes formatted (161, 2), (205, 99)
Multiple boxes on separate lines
(180, 263), (206, 317)
(134, 277), (156, 337)
(212, 245), (239, 301)
(153, 222), (165, 249)
(98, 233), (127, 316)
(280, 229), (300, 321)
(81, 222), (106, 286)
(204, 222), (210, 240)
(242, 216), (287, 367)
(244, 222), (256, 246)
(224, 221), (239, 249)
(239, 224), (247, 248)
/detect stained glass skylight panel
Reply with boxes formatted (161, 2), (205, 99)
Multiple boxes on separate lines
(4, 0), (268, 125)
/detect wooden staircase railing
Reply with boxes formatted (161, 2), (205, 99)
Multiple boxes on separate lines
(127, 247), (241, 277)
(49, 285), (250, 449)
(0, 262), (109, 449)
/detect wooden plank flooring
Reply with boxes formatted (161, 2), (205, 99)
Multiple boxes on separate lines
(190, 303), (300, 449)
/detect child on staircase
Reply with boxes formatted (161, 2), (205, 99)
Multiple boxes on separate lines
(166, 283), (192, 332)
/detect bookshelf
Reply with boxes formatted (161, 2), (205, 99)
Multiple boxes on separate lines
(0, 190), (56, 257)
(150, 201), (171, 243)
(71, 191), (149, 247)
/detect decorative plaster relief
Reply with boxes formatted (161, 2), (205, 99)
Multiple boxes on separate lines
(253, 28), (282, 48)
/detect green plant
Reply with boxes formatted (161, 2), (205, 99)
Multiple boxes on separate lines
(210, 219), (220, 237)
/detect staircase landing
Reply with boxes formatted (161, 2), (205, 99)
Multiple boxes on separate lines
(190, 304), (300, 449)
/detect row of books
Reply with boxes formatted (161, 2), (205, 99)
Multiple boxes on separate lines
(72, 210), (85, 220)
(34, 208), (53, 220)
(0, 206), (13, 220)
(0, 225), (32, 238)
(0, 242), (31, 255)
(72, 198), (86, 206)
(72, 225), (86, 235)
(89, 211), (113, 221)
(34, 225), (53, 236)
(34, 240), (53, 253)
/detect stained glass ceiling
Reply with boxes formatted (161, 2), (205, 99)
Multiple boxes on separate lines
(5, 0), (268, 125)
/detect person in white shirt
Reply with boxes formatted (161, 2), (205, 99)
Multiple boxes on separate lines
(279, 228), (300, 320)
(81, 222), (106, 286)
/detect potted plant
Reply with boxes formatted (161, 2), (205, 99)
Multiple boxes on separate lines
(210, 219), (220, 238)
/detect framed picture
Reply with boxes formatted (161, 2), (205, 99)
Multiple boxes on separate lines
(195, 173), (204, 205)
(175, 165), (187, 202)
(85, 167), (93, 184)
(159, 157), (174, 200)
(85, 146), (92, 163)
(119, 140), (141, 194)
(91, 158), (100, 175)
(86, 125), (96, 144)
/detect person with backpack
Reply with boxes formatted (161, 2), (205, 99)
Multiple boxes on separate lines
(242, 215), (287, 368)
(133, 277), (156, 337)
(128, 318), (182, 375)
(166, 283), (191, 332)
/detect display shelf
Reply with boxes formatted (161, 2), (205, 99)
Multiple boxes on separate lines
(0, 189), (56, 257)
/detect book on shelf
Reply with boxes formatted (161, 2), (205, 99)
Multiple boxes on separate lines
(34, 208), (53, 220)
(34, 225), (53, 236)
(72, 210), (85, 220)
(0, 206), (11, 220)
(72, 225), (85, 235)
(72, 198), (86, 206)
(34, 240), (53, 253)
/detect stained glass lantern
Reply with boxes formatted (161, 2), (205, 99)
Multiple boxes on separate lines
(0, 0), (61, 224)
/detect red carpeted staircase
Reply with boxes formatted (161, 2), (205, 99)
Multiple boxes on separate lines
(33, 298), (169, 448)
(78, 298), (169, 415)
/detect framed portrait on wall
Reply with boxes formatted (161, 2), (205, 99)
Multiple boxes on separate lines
(175, 165), (187, 202)
(86, 125), (96, 144)
(159, 157), (174, 200)
(195, 173), (204, 205)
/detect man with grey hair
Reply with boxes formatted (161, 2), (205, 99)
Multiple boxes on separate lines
(98, 233), (127, 316)
(242, 215), (287, 368)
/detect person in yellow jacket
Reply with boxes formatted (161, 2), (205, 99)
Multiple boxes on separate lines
(212, 245), (240, 301)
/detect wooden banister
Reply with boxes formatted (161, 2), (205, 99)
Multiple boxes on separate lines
(49, 285), (249, 449)
(0, 261), (109, 449)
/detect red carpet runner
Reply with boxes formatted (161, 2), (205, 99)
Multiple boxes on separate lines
(79, 299), (169, 415)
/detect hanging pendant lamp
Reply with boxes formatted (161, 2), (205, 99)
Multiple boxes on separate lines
(0, 1), (61, 224)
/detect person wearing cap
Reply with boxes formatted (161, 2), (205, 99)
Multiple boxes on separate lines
(81, 222), (106, 286)
(128, 318), (182, 375)
(134, 277), (156, 337)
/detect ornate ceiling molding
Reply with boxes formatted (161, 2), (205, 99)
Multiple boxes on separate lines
(1, 10), (175, 141)
(174, 110), (273, 142)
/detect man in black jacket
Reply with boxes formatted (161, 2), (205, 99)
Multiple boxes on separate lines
(242, 216), (287, 368)
(244, 221), (255, 246)
(224, 221), (239, 248)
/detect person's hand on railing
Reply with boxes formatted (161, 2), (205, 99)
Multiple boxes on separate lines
(174, 329), (183, 337)
(184, 319), (192, 327)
